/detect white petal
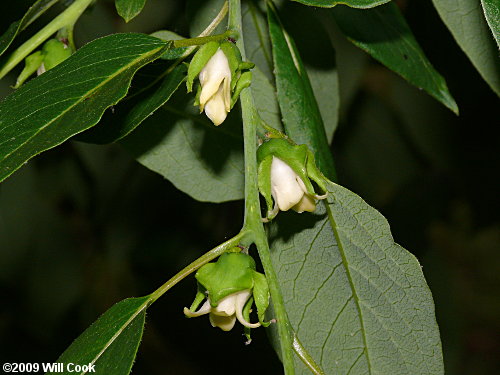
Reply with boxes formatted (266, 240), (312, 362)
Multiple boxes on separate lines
(213, 293), (237, 316)
(270, 157), (305, 211)
(183, 299), (211, 318)
(199, 49), (231, 107)
(293, 194), (316, 213)
(204, 85), (228, 126)
(209, 313), (237, 331)
(37, 63), (46, 76)
(234, 290), (261, 329)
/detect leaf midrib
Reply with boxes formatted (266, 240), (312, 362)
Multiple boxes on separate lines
(77, 299), (149, 375)
(324, 200), (373, 374)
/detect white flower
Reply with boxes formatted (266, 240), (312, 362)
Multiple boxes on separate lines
(198, 48), (231, 126)
(183, 290), (260, 331)
(270, 156), (317, 214)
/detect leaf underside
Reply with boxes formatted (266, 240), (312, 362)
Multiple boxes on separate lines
(268, 182), (444, 375)
(121, 90), (245, 203)
(432, 0), (500, 96)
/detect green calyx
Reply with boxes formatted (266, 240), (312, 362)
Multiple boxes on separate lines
(196, 251), (256, 306)
(14, 39), (72, 88)
(186, 40), (220, 93)
(188, 251), (270, 328)
(257, 138), (327, 220)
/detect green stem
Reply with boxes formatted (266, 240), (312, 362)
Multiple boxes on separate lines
(0, 0), (94, 79)
(149, 231), (248, 303)
(172, 30), (236, 49)
(229, 1), (295, 373)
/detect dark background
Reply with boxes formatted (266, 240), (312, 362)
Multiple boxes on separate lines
(0, 0), (498, 374)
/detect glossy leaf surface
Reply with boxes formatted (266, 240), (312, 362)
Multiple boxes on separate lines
(0, 33), (167, 183)
(78, 64), (186, 144)
(115, 0), (147, 23)
(46, 296), (149, 375)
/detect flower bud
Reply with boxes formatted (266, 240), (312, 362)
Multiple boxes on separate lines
(187, 40), (254, 126)
(257, 138), (327, 221)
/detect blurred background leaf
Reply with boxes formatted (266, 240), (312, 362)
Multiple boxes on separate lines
(431, 0), (500, 96)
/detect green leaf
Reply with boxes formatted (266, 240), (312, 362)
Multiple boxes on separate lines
(268, 182), (444, 374)
(0, 33), (167, 184)
(432, 0), (500, 96)
(278, 2), (340, 143)
(46, 296), (149, 375)
(290, 0), (390, 9)
(0, 0), (60, 58)
(151, 30), (189, 60)
(481, 0), (500, 49)
(267, 2), (336, 179)
(331, 2), (458, 113)
(78, 64), (186, 144)
(115, 0), (147, 23)
(121, 90), (244, 203)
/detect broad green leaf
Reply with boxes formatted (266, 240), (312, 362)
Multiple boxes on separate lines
(331, 2), (458, 113)
(481, 0), (500, 49)
(0, 0), (60, 57)
(268, 182), (444, 374)
(78, 64), (186, 144)
(432, 0), (500, 96)
(115, 0), (147, 23)
(47, 296), (149, 375)
(278, 2), (340, 143)
(267, 2), (336, 179)
(121, 90), (244, 203)
(290, 0), (390, 9)
(0, 33), (167, 184)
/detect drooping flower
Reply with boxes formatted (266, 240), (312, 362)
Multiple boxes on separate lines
(186, 40), (254, 126)
(183, 252), (270, 337)
(270, 156), (317, 213)
(257, 138), (328, 221)
(184, 289), (259, 331)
